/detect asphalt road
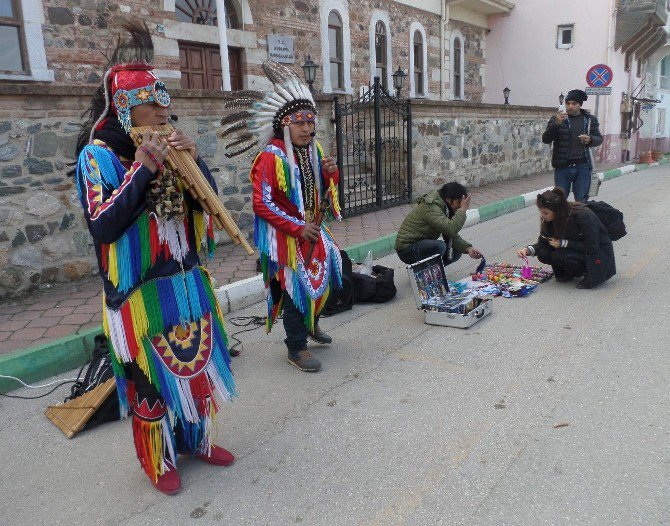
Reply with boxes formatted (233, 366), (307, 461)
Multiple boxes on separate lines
(1, 165), (668, 526)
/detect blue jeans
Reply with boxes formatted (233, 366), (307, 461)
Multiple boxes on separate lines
(554, 162), (591, 202)
(397, 239), (463, 267)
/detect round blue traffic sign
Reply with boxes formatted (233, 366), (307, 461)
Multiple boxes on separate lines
(586, 64), (613, 87)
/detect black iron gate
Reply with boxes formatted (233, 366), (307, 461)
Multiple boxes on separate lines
(333, 77), (412, 217)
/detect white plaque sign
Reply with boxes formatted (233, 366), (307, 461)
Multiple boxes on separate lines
(268, 34), (295, 64)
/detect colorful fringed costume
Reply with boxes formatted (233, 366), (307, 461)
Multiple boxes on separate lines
(73, 22), (235, 491)
(251, 138), (343, 332)
(76, 138), (235, 482)
(221, 61), (343, 370)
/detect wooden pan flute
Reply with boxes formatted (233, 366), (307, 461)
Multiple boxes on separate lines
(45, 378), (116, 438)
(130, 125), (254, 255)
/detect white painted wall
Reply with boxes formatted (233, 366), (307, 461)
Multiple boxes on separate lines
(485, 0), (638, 146)
(486, 0), (613, 108)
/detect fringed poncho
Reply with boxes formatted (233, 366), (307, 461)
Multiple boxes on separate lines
(76, 140), (236, 421)
(251, 138), (343, 332)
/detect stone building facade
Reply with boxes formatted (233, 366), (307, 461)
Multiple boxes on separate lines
(2, 0), (551, 299)
(5, 0), (510, 101)
(0, 83), (550, 300)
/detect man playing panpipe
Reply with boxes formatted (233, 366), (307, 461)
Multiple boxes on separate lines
(74, 21), (236, 495)
(222, 62), (343, 373)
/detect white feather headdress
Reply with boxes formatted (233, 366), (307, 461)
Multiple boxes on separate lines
(221, 61), (317, 160)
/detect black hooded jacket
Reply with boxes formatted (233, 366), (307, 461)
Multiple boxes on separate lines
(542, 109), (603, 169)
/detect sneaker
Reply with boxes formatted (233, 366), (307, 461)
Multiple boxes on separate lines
(308, 325), (332, 345)
(196, 444), (235, 466)
(287, 349), (321, 372)
(151, 460), (181, 495)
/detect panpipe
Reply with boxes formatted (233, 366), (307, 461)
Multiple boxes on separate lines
(130, 125), (254, 255)
(45, 378), (116, 438)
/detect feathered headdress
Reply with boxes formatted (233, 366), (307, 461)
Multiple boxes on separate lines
(89, 20), (170, 140)
(220, 62), (317, 160)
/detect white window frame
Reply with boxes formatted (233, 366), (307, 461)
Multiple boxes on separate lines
(320, 0), (352, 94)
(409, 22), (428, 98)
(660, 55), (670, 91)
(557, 24), (574, 49)
(0, 0), (54, 81)
(449, 29), (465, 101)
(369, 10), (392, 90)
(656, 107), (666, 136)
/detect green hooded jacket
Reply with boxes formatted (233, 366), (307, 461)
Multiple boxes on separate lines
(395, 189), (472, 253)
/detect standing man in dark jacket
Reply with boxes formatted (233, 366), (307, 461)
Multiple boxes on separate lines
(542, 89), (602, 202)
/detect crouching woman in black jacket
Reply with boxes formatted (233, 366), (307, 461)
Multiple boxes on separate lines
(516, 187), (616, 289)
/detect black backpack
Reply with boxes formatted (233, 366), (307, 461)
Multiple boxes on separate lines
(351, 265), (397, 303)
(66, 334), (120, 430)
(586, 201), (627, 241)
(322, 250), (354, 315)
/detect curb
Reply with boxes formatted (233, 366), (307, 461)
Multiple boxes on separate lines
(0, 159), (661, 393)
(0, 326), (100, 394)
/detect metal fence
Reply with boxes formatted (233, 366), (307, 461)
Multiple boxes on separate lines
(333, 77), (412, 217)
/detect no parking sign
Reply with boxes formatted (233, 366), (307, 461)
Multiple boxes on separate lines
(586, 64), (613, 88)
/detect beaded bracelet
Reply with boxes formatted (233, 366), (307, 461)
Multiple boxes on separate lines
(140, 145), (164, 173)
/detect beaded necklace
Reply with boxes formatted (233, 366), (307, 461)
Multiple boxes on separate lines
(294, 145), (316, 218)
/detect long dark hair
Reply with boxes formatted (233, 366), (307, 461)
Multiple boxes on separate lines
(536, 187), (577, 238)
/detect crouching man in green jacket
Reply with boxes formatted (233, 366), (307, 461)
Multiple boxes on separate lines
(395, 182), (483, 266)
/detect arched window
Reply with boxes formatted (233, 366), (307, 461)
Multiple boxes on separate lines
(453, 38), (462, 98)
(375, 20), (388, 90)
(320, 1), (351, 94)
(413, 31), (424, 95)
(225, 0), (241, 29)
(175, 0), (217, 25)
(328, 11), (344, 90)
(409, 23), (428, 98)
(450, 30), (465, 100)
(173, 0), (240, 27)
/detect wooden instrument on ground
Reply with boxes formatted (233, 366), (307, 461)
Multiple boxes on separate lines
(130, 125), (254, 255)
(45, 378), (116, 438)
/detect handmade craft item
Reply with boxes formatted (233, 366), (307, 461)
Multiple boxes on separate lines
(470, 262), (553, 298)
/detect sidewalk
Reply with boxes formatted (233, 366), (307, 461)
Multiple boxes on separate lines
(0, 161), (632, 360)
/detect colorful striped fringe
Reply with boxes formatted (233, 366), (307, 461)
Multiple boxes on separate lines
(103, 266), (236, 418)
(262, 227), (343, 333)
(78, 143), (216, 293)
(252, 141), (344, 334)
(132, 413), (176, 482)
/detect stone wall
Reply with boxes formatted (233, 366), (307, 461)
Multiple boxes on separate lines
(0, 85), (335, 300)
(410, 100), (553, 197)
(43, 0), (177, 84)
(0, 85), (552, 300)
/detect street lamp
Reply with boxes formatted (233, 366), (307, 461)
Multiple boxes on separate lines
(302, 55), (318, 94)
(559, 92), (565, 105)
(503, 87), (511, 105)
(392, 66), (406, 98)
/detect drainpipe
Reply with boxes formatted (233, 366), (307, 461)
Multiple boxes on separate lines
(606, 0), (617, 163)
(215, 0), (232, 90)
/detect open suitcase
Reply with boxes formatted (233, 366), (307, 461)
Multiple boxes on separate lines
(406, 254), (493, 328)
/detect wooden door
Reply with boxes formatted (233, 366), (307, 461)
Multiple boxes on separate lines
(179, 42), (242, 91)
